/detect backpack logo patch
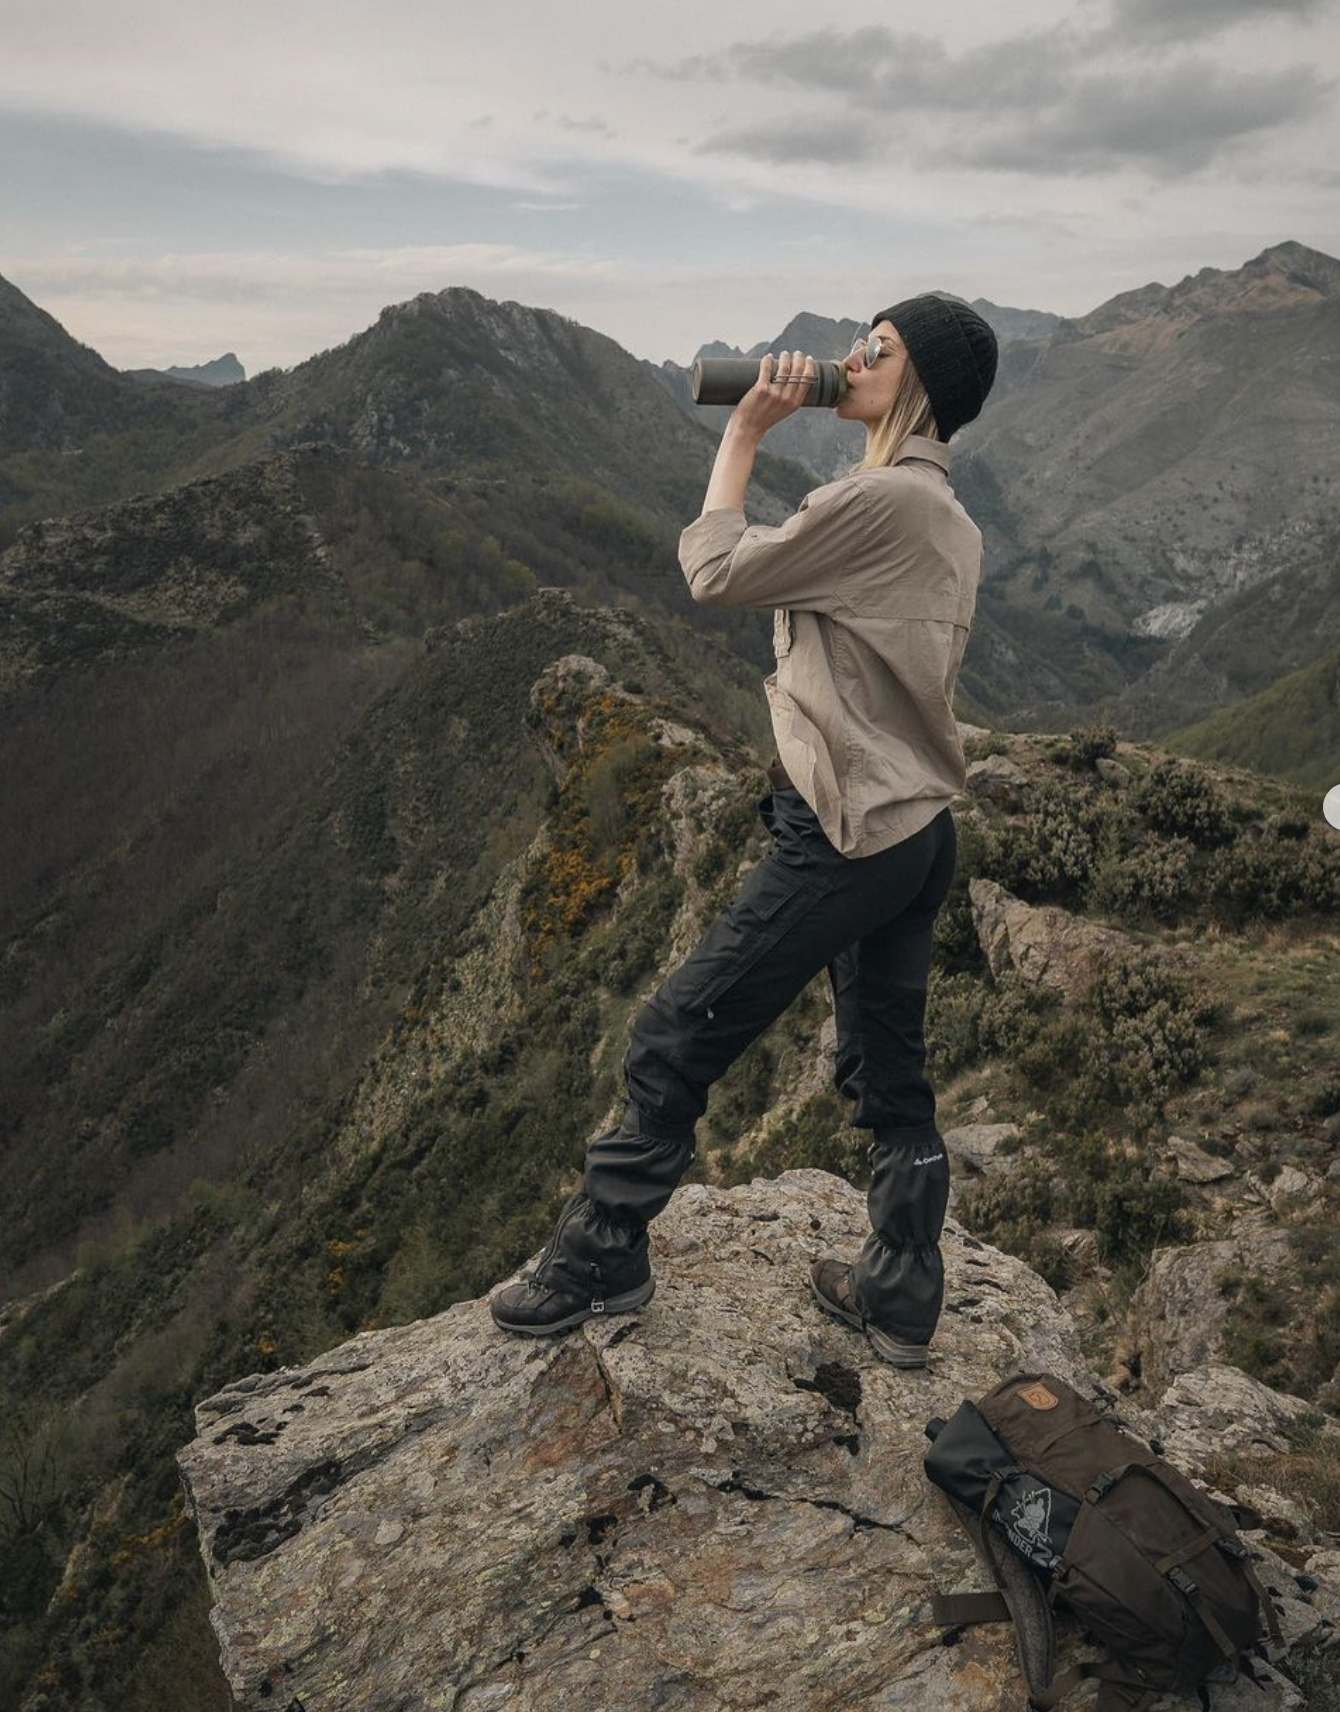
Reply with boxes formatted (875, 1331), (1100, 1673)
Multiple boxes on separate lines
(1007, 1484), (1054, 1554)
(1017, 1381), (1059, 1410)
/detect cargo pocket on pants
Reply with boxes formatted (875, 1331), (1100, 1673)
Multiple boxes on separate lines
(678, 865), (825, 1020)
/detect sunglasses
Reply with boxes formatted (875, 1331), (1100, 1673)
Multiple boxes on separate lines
(849, 332), (899, 369)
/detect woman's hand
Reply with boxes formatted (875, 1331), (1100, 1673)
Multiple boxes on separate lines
(731, 350), (818, 441)
(699, 350), (816, 514)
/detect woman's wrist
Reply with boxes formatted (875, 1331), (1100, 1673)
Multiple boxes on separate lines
(723, 415), (763, 450)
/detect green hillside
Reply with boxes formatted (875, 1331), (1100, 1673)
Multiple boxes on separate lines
(1161, 645), (1340, 793)
(3, 622), (1339, 1704)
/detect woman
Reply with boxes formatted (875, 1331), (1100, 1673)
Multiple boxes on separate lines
(491, 293), (998, 1369)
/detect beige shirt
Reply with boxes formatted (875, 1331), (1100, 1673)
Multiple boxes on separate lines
(677, 433), (980, 858)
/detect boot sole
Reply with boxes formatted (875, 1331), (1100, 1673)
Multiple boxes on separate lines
(808, 1270), (929, 1369)
(490, 1275), (655, 1336)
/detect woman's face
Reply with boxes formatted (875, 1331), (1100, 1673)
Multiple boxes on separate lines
(834, 319), (909, 424)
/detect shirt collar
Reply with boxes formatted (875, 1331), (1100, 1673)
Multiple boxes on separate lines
(892, 434), (950, 473)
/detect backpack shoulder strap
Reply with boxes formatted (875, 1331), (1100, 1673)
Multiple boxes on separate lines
(930, 1590), (1011, 1628)
(935, 1488), (1057, 1701)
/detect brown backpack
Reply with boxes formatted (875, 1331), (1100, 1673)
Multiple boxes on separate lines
(923, 1371), (1284, 1711)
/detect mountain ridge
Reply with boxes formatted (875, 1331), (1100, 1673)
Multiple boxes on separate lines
(2, 243), (1338, 761)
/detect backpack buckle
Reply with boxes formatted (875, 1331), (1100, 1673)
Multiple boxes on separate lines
(1087, 1470), (1118, 1502)
(1169, 1566), (1199, 1597)
(590, 1263), (605, 1313)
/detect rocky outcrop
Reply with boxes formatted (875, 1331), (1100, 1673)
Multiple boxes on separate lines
(178, 1173), (1332, 1711)
(965, 752), (1029, 809)
(969, 877), (1136, 998)
(1169, 1135), (1236, 1185)
(1156, 1363), (1336, 1465)
(942, 1121), (1020, 1179)
(1132, 1222), (1294, 1391)
(525, 654), (645, 788)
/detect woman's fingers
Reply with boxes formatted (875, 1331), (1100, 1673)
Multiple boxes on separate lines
(739, 350), (816, 431)
(761, 350), (815, 391)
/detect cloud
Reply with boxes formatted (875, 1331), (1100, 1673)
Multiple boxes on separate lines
(531, 110), (616, 137)
(695, 115), (879, 166)
(645, 25), (1082, 113)
(942, 60), (1334, 177)
(1103, 0), (1328, 45)
(10, 243), (633, 307)
(640, 22), (1332, 178)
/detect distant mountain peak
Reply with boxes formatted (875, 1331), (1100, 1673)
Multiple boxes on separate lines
(1071, 238), (1340, 343)
(1247, 238), (1340, 298)
(159, 351), (247, 387)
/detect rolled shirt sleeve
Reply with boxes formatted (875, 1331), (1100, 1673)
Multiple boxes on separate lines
(677, 478), (872, 613)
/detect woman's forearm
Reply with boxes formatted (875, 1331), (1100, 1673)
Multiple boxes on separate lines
(700, 418), (762, 517)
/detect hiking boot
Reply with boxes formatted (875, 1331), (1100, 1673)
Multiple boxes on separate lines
(808, 1255), (930, 1369)
(489, 1262), (655, 1335)
(490, 1188), (656, 1337)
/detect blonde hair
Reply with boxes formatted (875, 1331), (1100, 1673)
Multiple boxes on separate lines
(845, 355), (941, 474)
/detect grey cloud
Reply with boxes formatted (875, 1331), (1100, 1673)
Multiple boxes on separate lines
(1104, 0), (1327, 45)
(530, 110), (614, 136)
(641, 22), (1332, 179)
(940, 60), (1333, 177)
(622, 51), (729, 82)
(728, 25), (1082, 112)
(641, 25), (1083, 113)
(694, 115), (879, 166)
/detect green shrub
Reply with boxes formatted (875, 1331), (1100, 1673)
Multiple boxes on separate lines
(1205, 827), (1340, 926)
(957, 1160), (1070, 1291)
(947, 951), (1204, 1138)
(1065, 1151), (1189, 1267)
(1219, 1217), (1340, 1407)
(1067, 723), (1119, 769)
(977, 778), (1109, 901)
(932, 877), (986, 972)
(961, 1131), (1188, 1281)
(1071, 951), (1207, 1133)
(718, 1090), (861, 1184)
(977, 973), (1055, 1062)
(583, 732), (660, 863)
(1131, 759), (1235, 849)
(1085, 834), (1198, 925)
(1304, 1074), (1340, 1118)
(925, 969), (989, 1081)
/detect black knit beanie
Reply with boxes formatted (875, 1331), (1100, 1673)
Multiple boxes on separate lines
(867, 293), (998, 440)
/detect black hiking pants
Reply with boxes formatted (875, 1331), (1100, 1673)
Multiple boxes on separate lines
(534, 781), (958, 1344)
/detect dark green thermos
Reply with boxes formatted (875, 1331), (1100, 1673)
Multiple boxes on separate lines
(690, 357), (849, 409)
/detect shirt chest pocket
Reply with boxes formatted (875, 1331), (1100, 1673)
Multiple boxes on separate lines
(773, 607), (794, 658)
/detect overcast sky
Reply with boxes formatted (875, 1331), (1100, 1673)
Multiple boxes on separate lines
(2, 0), (1337, 375)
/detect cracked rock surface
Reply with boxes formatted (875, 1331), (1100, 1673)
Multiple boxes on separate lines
(176, 1171), (1335, 1711)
